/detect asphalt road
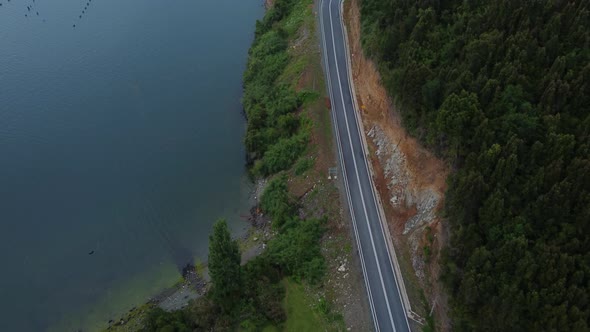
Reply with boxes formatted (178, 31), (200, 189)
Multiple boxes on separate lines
(319, 0), (411, 331)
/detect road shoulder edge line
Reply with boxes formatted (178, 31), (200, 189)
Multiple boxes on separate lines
(337, 0), (416, 326)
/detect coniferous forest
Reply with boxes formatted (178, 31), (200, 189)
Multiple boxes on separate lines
(360, 0), (589, 330)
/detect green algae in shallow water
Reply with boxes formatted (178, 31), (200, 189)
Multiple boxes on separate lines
(49, 261), (178, 332)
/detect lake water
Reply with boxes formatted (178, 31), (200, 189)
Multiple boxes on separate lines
(0, 0), (264, 330)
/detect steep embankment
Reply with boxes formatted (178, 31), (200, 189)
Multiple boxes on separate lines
(344, 0), (451, 329)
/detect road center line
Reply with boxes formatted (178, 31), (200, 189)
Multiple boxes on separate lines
(327, 0), (396, 329)
(318, 2), (380, 330)
(334, 1), (412, 330)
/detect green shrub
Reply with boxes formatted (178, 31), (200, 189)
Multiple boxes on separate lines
(258, 132), (308, 176)
(266, 218), (326, 284)
(294, 157), (314, 175)
(240, 256), (286, 329)
(260, 175), (294, 227)
(145, 307), (191, 332)
(242, 0), (310, 177)
(297, 89), (320, 106)
(254, 0), (297, 37)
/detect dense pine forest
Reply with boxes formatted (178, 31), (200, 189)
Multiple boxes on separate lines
(359, 0), (589, 330)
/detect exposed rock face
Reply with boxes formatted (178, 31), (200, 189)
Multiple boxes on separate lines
(368, 125), (440, 235)
(404, 189), (439, 235)
(368, 126), (411, 210)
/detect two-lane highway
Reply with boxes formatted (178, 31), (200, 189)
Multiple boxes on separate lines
(319, 0), (411, 331)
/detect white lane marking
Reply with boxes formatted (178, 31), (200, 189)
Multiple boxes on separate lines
(327, 0), (396, 330)
(318, 1), (380, 331)
(335, 1), (412, 330)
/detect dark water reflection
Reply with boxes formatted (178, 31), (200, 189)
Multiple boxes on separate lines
(0, 0), (263, 330)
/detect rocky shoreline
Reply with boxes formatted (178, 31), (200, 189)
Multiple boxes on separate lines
(106, 179), (270, 331)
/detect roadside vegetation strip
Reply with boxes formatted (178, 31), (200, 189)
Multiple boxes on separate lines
(243, 0), (314, 177)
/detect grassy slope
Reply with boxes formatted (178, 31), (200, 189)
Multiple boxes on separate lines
(283, 280), (329, 332)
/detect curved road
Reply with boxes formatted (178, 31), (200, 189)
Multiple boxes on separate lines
(319, 0), (411, 331)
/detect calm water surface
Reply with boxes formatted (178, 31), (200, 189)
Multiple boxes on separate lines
(0, 0), (263, 330)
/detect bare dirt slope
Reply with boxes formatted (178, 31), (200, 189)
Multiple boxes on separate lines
(344, 0), (450, 330)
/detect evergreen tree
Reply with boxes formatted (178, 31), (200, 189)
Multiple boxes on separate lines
(208, 219), (241, 314)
